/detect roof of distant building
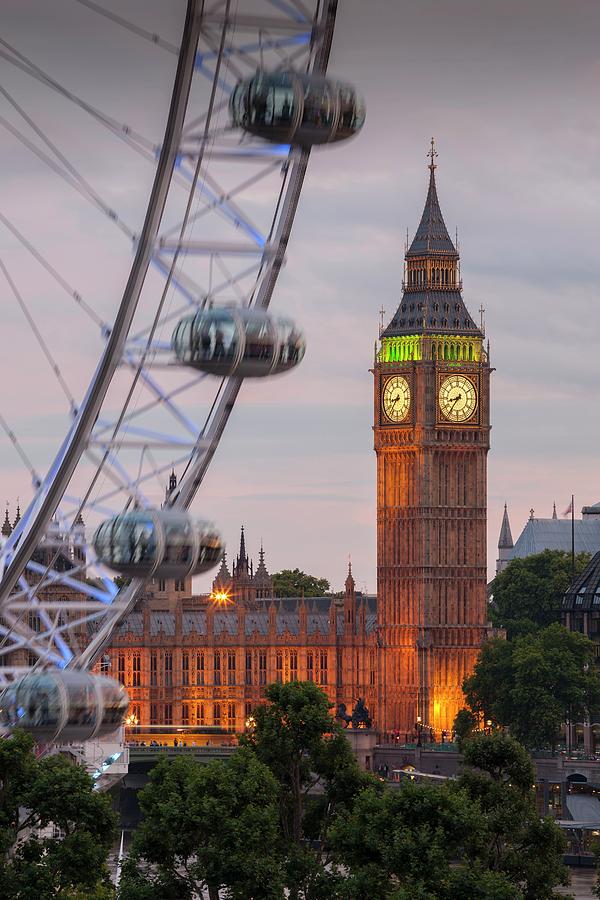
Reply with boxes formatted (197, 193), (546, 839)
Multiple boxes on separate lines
(509, 517), (600, 560)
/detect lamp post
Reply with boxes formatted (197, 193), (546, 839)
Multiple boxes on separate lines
(485, 719), (492, 735)
(415, 715), (423, 747)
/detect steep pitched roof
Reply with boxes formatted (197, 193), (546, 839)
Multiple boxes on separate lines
(406, 164), (458, 257)
(498, 504), (514, 550)
(381, 289), (479, 338)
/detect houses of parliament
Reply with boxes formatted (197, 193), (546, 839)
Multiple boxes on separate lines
(4, 146), (491, 738)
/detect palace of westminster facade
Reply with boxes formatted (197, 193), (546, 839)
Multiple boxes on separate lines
(4, 148), (493, 737)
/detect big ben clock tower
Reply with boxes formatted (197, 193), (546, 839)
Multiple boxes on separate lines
(374, 141), (490, 735)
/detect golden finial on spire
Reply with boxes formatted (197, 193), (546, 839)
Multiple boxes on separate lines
(427, 136), (438, 172)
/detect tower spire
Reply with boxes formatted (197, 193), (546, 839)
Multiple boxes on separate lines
(498, 503), (514, 550)
(427, 136), (438, 173)
(380, 142), (481, 339)
(239, 525), (247, 564)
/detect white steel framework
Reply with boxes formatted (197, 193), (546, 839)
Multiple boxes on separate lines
(0, 0), (339, 683)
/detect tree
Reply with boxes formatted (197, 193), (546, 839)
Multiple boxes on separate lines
(463, 624), (600, 749)
(329, 780), (520, 899)
(490, 549), (591, 638)
(272, 569), (330, 598)
(0, 731), (116, 900)
(241, 681), (376, 898)
(453, 707), (478, 747)
(456, 733), (569, 899)
(330, 733), (568, 900)
(118, 747), (284, 900)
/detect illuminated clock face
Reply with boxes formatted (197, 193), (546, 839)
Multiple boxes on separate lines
(439, 374), (477, 423)
(382, 375), (411, 423)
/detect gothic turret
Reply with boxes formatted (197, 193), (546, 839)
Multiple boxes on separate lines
(165, 469), (177, 505)
(253, 541), (273, 599)
(496, 504), (514, 575)
(344, 559), (356, 633)
(345, 558), (355, 595)
(1, 506), (12, 538)
(233, 526), (250, 579)
(212, 551), (232, 595)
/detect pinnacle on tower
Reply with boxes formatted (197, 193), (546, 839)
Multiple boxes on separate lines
(1, 504), (12, 538)
(498, 503), (514, 550)
(345, 556), (355, 593)
(12, 502), (20, 529)
(254, 540), (269, 578)
(165, 468), (177, 504)
(212, 550), (232, 592)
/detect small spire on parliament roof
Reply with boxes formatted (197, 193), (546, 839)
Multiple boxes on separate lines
(254, 540), (270, 580)
(212, 550), (232, 593)
(345, 555), (355, 592)
(13, 501), (21, 529)
(552, 502), (558, 520)
(238, 525), (247, 563)
(2, 504), (12, 537)
(498, 503), (514, 550)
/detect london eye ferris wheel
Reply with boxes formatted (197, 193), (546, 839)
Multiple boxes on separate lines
(0, 0), (364, 744)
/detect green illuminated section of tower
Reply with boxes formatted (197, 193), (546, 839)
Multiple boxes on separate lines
(379, 334), (482, 364)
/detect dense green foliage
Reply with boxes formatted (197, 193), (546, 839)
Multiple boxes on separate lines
(272, 569), (330, 598)
(241, 681), (375, 897)
(118, 747), (284, 900)
(490, 549), (591, 638)
(120, 682), (573, 898)
(463, 623), (600, 748)
(0, 730), (116, 900)
(456, 733), (568, 899)
(329, 732), (568, 899)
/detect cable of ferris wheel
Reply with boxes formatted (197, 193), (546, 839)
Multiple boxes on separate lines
(0, 212), (105, 329)
(0, 257), (76, 411)
(73, 0), (180, 54)
(0, 82), (135, 244)
(0, 413), (40, 488)
(0, 44), (266, 258)
(0, 113), (135, 241)
(0, 38), (156, 155)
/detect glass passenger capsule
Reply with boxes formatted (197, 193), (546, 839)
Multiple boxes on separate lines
(229, 71), (365, 146)
(0, 670), (128, 742)
(92, 509), (223, 579)
(171, 307), (306, 377)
